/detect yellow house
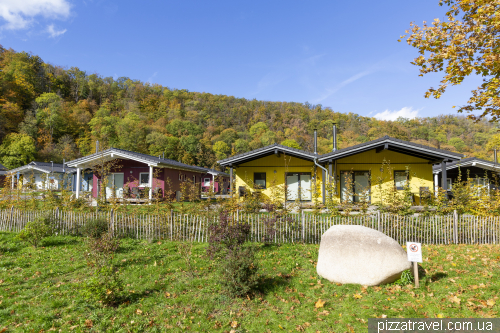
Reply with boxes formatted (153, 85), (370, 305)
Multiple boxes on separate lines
(218, 135), (463, 205)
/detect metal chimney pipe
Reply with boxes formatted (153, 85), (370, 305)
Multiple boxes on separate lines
(332, 124), (337, 152)
(96, 140), (99, 154)
(314, 129), (318, 155)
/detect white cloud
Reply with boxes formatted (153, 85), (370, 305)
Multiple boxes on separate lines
(0, 0), (71, 30)
(46, 23), (66, 37)
(373, 107), (420, 121)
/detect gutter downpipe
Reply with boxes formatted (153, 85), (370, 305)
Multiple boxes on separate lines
(314, 157), (328, 204)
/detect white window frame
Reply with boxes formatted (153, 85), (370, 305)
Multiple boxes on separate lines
(139, 172), (150, 187)
(204, 178), (211, 187)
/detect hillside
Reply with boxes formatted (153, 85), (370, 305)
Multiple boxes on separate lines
(0, 45), (499, 170)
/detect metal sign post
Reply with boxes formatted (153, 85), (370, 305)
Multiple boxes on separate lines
(406, 242), (422, 288)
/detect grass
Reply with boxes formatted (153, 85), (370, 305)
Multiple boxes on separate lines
(0, 232), (499, 332)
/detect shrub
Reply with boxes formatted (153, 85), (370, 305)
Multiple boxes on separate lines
(80, 218), (109, 239)
(17, 216), (54, 247)
(207, 211), (250, 259)
(219, 245), (259, 297)
(80, 265), (123, 306)
(84, 232), (120, 267)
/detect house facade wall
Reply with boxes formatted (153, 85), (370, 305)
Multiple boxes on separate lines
(234, 149), (433, 204)
(235, 154), (323, 201)
(330, 149), (433, 204)
(90, 159), (206, 199)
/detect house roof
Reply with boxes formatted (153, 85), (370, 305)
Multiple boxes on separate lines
(318, 136), (463, 162)
(433, 157), (500, 174)
(217, 143), (317, 166)
(0, 163), (6, 171)
(9, 161), (76, 174)
(217, 136), (463, 166)
(66, 148), (215, 174)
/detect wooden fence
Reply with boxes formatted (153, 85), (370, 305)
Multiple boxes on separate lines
(0, 208), (498, 245)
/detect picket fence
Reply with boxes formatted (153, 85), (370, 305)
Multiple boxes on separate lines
(0, 208), (498, 245)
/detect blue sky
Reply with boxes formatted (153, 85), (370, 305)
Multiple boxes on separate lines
(0, 0), (483, 120)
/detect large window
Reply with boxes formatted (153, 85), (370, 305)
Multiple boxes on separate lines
(139, 173), (149, 187)
(394, 171), (409, 190)
(254, 172), (266, 189)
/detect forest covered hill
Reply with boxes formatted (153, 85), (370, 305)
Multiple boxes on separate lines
(0, 45), (499, 170)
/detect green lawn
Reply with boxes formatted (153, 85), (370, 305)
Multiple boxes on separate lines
(0, 232), (499, 332)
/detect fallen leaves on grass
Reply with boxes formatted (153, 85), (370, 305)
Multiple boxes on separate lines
(353, 294), (363, 299)
(487, 299), (496, 307)
(449, 296), (461, 305)
(136, 309), (143, 315)
(315, 299), (325, 308)
(84, 319), (93, 328)
(230, 321), (238, 328)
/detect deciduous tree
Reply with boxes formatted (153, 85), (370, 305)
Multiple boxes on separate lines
(401, 0), (500, 121)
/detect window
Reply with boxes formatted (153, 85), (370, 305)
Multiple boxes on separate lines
(394, 171), (408, 190)
(204, 178), (211, 187)
(179, 173), (182, 181)
(447, 178), (452, 190)
(470, 178), (489, 196)
(193, 175), (196, 183)
(254, 173), (266, 189)
(139, 173), (149, 187)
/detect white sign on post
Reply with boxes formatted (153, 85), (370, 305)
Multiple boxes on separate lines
(406, 242), (422, 263)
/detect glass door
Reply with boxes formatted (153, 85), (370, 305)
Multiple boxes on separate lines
(340, 171), (371, 203)
(286, 173), (312, 201)
(354, 171), (370, 203)
(114, 173), (124, 198)
(286, 174), (299, 201)
(105, 173), (125, 199)
(300, 174), (311, 201)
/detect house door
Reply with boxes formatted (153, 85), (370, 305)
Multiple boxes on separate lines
(286, 174), (299, 200)
(286, 173), (312, 201)
(105, 173), (124, 199)
(340, 171), (371, 203)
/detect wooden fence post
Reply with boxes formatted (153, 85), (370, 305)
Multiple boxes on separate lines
(9, 206), (14, 232)
(377, 211), (381, 232)
(453, 210), (458, 244)
(301, 210), (305, 243)
(110, 209), (114, 237)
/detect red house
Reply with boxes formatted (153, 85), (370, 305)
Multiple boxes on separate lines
(66, 148), (224, 201)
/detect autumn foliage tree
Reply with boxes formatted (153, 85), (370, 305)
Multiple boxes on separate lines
(401, 0), (500, 121)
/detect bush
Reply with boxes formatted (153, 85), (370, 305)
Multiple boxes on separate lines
(80, 218), (109, 239)
(207, 211), (250, 259)
(219, 245), (259, 297)
(85, 232), (120, 267)
(80, 265), (123, 306)
(17, 216), (54, 247)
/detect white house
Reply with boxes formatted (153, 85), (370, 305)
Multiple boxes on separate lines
(8, 161), (76, 191)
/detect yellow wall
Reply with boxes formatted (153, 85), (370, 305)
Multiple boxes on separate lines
(330, 149), (434, 204)
(234, 149), (434, 204)
(235, 154), (323, 202)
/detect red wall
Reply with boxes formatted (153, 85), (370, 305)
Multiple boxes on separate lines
(91, 159), (207, 199)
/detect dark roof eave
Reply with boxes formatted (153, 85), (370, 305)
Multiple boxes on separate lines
(318, 136), (463, 162)
(218, 144), (316, 166)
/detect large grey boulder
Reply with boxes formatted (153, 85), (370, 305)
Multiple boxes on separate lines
(316, 225), (411, 286)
